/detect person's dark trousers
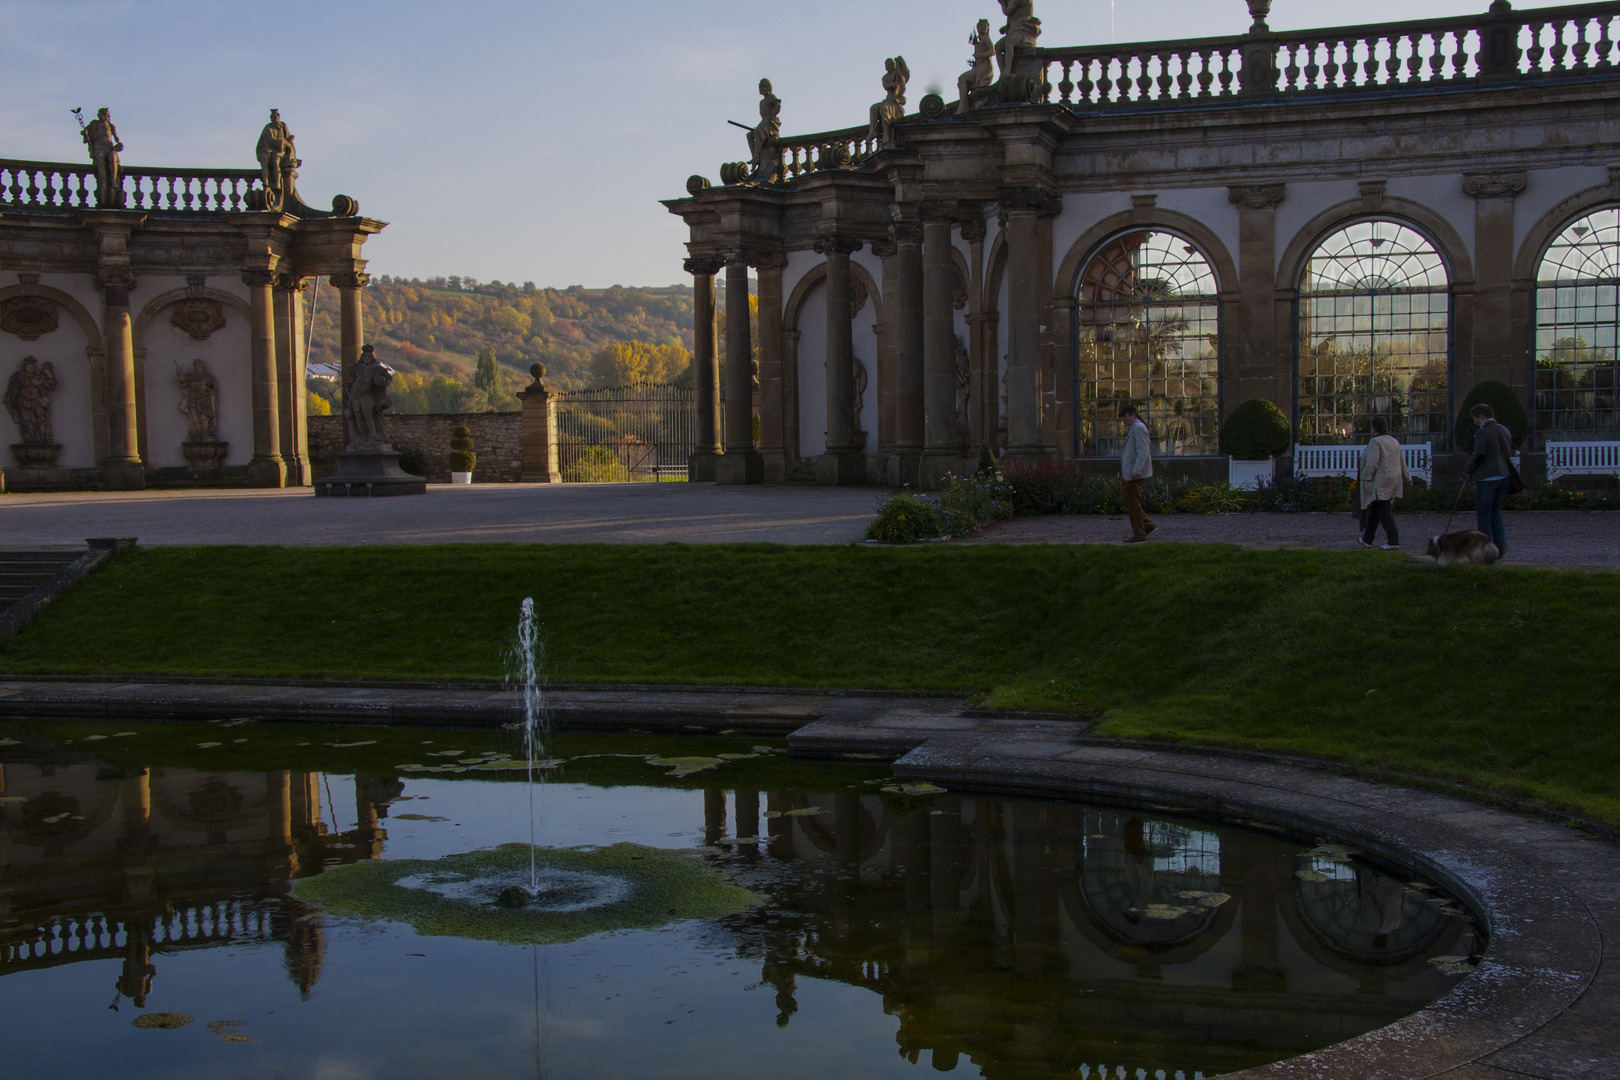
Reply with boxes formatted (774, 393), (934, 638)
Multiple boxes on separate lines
(1121, 478), (1154, 538)
(1475, 477), (1508, 553)
(1361, 500), (1398, 546)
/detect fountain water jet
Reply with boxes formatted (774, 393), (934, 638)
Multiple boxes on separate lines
(509, 597), (548, 894)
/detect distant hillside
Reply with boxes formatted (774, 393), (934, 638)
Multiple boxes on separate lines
(304, 276), (696, 393)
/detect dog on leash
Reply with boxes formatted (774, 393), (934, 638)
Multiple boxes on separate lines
(1425, 530), (1501, 566)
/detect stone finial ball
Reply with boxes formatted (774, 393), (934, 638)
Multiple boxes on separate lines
(531, 362), (545, 379)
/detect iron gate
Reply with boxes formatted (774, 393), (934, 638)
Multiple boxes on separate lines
(556, 382), (694, 482)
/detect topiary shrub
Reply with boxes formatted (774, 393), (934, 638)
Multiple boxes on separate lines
(1455, 379), (1529, 450)
(448, 424), (477, 473)
(1219, 398), (1292, 460)
(396, 447), (426, 476)
(865, 492), (945, 543)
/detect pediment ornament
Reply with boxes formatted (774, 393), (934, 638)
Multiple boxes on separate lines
(0, 296), (59, 341)
(171, 298), (227, 341)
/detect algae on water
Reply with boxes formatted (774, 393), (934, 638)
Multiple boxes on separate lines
(293, 842), (759, 946)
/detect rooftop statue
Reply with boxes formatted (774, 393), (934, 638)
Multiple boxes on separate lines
(747, 79), (782, 183)
(5, 356), (58, 445)
(79, 107), (123, 209)
(996, 0), (1041, 80)
(255, 109), (301, 212)
(345, 343), (395, 451)
(957, 20), (996, 114)
(868, 56), (911, 147)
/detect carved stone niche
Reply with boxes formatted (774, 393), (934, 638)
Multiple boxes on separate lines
(170, 298), (227, 341)
(0, 297), (59, 341)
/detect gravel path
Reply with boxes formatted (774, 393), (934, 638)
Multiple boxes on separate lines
(956, 510), (1620, 570)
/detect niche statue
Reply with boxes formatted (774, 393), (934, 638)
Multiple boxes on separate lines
(176, 358), (228, 467)
(345, 343), (395, 451)
(5, 356), (60, 467)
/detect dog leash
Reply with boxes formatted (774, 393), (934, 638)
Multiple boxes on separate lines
(1441, 476), (1470, 535)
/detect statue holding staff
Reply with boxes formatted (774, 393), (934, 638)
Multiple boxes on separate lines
(747, 79), (781, 182)
(79, 107), (123, 208)
(345, 343), (395, 450)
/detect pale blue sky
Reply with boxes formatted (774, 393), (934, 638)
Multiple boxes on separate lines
(0, 0), (1573, 287)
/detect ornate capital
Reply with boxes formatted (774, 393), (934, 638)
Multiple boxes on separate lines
(959, 218), (987, 243)
(919, 200), (959, 224)
(1228, 184), (1286, 210)
(276, 273), (309, 293)
(1463, 172), (1527, 199)
(240, 269), (278, 288)
(92, 268), (136, 291)
(869, 239), (899, 258)
(683, 255), (726, 277)
(812, 236), (864, 257)
(996, 186), (1060, 216)
(752, 249), (789, 272)
(328, 272), (371, 290)
(888, 221), (923, 245)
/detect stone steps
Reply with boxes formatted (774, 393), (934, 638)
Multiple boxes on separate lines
(0, 553), (83, 614)
(0, 541), (130, 640)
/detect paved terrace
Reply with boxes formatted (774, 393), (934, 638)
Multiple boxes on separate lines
(0, 485), (1616, 568)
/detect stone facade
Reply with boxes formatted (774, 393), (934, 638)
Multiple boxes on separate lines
(0, 113), (382, 492)
(667, 1), (1620, 487)
(309, 412), (522, 483)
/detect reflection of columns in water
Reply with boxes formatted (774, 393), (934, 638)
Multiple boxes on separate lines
(120, 770), (155, 904)
(766, 791), (792, 860)
(1008, 801), (1061, 976)
(733, 789), (758, 839)
(1231, 840), (1289, 994)
(704, 789), (726, 846)
(929, 799), (963, 947)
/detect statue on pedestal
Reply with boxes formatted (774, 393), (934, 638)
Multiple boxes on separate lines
(747, 79), (782, 183)
(868, 56), (911, 147)
(5, 356), (60, 467)
(958, 20), (996, 114)
(345, 343), (394, 450)
(176, 358), (228, 467)
(996, 0), (1042, 80)
(255, 109), (301, 211)
(80, 108), (123, 209)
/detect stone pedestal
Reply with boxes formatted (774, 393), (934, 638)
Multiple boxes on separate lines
(815, 451), (867, 486)
(716, 452), (763, 485)
(105, 464), (146, 491)
(182, 441), (229, 468)
(313, 449), (426, 497)
(10, 443), (60, 468)
(519, 374), (561, 483)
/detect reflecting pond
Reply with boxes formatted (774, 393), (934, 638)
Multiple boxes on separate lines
(0, 721), (1482, 1079)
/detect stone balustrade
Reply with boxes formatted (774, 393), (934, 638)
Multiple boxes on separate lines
(775, 126), (882, 180)
(0, 158), (263, 213)
(1037, 0), (1620, 109)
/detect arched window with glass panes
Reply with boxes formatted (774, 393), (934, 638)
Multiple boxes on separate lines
(1075, 231), (1220, 457)
(1534, 209), (1620, 443)
(1296, 221), (1450, 445)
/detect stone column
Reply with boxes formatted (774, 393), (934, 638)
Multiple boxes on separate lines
(686, 256), (723, 481)
(999, 188), (1049, 459)
(718, 254), (764, 484)
(519, 364), (562, 482)
(922, 205), (965, 485)
(755, 252), (789, 482)
(97, 268), (145, 489)
(275, 275), (311, 485)
(813, 235), (867, 485)
(330, 272), (368, 428)
(1227, 184), (1287, 417)
(1464, 172), (1527, 393)
(890, 218), (924, 488)
(242, 268), (287, 487)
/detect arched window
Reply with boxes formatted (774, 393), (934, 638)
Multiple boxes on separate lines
(1076, 231), (1220, 457)
(1534, 209), (1620, 442)
(1297, 221), (1450, 445)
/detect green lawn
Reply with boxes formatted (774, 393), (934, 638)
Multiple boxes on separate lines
(2, 544), (1617, 825)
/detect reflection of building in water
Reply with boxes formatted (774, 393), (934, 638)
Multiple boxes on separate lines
(0, 760), (397, 1006)
(711, 790), (1477, 1079)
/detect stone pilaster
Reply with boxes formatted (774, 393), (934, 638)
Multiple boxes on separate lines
(1464, 171), (1527, 395)
(242, 267), (287, 488)
(685, 255), (724, 481)
(275, 274), (311, 485)
(86, 214), (145, 490)
(718, 252), (764, 485)
(890, 215), (924, 488)
(999, 187), (1052, 460)
(755, 252), (789, 482)
(813, 235), (867, 485)
(921, 203), (968, 485)
(1227, 184), (1287, 418)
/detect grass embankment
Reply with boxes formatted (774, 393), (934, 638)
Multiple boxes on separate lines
(1, 545), (1617, 824)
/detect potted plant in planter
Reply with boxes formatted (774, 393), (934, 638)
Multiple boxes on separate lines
(448, 425), (476, 484)
(1220, 398), (1291, 489)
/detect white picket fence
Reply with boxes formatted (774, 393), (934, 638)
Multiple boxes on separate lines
(1546, 441), (1620, 480)
(1294, 443), (1433, 484)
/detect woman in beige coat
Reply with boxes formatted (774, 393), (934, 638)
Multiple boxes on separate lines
(1357, 417), (1411, 549)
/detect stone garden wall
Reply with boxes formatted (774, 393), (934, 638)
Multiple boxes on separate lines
(309, 413), (522, 483)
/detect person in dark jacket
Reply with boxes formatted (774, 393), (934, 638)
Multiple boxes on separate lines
(1464, 403), (1512, 557)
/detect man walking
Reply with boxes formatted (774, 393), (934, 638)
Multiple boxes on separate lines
(1119, 404), (1155, 543)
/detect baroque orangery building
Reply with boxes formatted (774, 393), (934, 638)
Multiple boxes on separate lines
(668, 0), (1620, 486)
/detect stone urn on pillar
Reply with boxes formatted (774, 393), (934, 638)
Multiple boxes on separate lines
(313, 343), (426, 497)
(519, 363), (562, 483)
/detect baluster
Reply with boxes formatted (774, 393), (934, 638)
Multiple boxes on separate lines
(25, 168), (41, 206)
(1404, 33), (1421, 83)
(1422, 32), (1441, 82)
(1550, 19), (1569, 73)
(1218, 48), (1236, 95)
(1573, 16), (1593, 71)
(41, 168), (60, 207)
(1135, 54), (1153, 99)
(1153, 52), (1172, 99)
(1058, 59), (1074, 104)
(1359, 36), (1379, 85)
(1075, 56), (1094, 103)
(1599, 15), (1616, 70)
(1302, 40), (1321, 90)
(1097, 56), (1115, 102)
(1384, 34), (1402, 84)
(1280, 42), (1298, 92)
(1527, 21), (1547, 73)
(1324, 38), (1342, 88)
